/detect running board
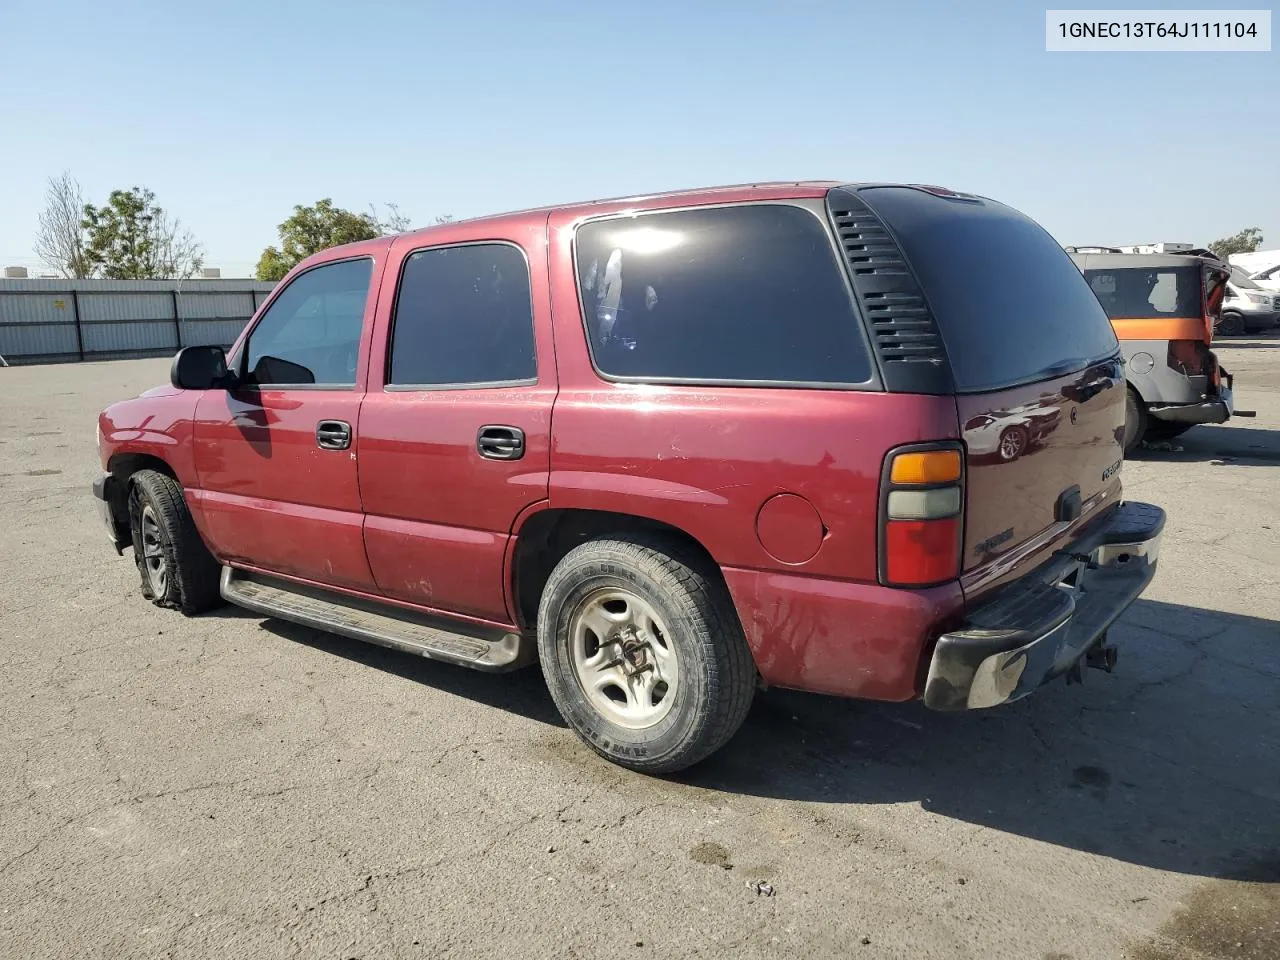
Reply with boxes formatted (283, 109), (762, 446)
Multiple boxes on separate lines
(220, 567), (531, 672)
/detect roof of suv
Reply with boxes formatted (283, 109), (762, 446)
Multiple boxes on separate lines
(396, 181), (844, 238)
(305, 181), (982, 268)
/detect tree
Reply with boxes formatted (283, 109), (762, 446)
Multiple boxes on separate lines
(370, 201), (413, 235)
(1208, 227), (1263, 260)
(255, 199), (380, 281)
(82, 187), (203, 279)
(33, 172), (93, 278)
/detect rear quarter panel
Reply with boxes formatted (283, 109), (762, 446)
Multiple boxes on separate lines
(542, 201), (966, 700)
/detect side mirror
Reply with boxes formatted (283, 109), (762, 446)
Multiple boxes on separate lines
(171, 345), (232, 390)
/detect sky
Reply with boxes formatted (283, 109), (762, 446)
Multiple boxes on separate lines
(1, 0), (1276, 277)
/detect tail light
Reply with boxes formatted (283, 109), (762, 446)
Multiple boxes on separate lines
(879, 445), (964, 587)
(1168, 339), (1209, 377)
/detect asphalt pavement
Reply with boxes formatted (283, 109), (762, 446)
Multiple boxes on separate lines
(1, 338), (1277, 959)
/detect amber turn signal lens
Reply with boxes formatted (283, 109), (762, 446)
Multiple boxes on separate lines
(889, 450), (962, 485)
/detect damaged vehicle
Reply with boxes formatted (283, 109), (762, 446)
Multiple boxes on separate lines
(94, 182), (1165, 773)
(1068, 246), (1246, 453)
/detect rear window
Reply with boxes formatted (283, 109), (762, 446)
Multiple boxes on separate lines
(859, 187), (1119, 393)
(1084, 266), (1203, 318)
(573, 204), (873, 386)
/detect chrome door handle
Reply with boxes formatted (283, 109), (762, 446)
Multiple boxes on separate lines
(316, 420), (352, 450)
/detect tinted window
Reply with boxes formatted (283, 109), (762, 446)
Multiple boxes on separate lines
(859, 187), (1119, 393)
(574, 205), (872, 385)
(245, 258), (372, 386)
(1083, 266), (1203, 318)
(389, 244), (535, 386)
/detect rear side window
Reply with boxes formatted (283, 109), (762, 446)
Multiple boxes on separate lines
(389, 243), (536, 387)
(574, 204), (872, 385)
(1084, 266), (1202, 318)
(859, 187), (1120, 393)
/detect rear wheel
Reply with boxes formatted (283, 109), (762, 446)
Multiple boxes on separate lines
(1123, 388), (1147, 456)
(128, 469), (223, 615)
(537, 535), (755, 774)
(1216, 312), (1245, 337)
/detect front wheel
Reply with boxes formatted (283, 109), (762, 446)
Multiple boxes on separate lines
(128, 469), (223, 615)
(537, 535), (756, 774)
(997, 425), (1029, 462)
(1216, 312), (1245, 337)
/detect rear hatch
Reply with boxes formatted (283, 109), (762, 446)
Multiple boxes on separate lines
(846, 186), (1126, 594)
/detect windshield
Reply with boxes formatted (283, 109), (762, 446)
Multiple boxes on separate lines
(1230, 266), (1263, 289)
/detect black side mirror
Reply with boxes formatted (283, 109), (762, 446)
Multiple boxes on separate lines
(171, 345), (232, 390)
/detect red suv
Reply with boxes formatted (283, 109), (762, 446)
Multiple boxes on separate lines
(94, 182), (1165, 772)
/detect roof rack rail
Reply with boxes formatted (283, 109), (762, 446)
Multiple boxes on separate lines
(1064, 245), (1122, 254)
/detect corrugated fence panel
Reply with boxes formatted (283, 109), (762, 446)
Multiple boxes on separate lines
(0, 292), (77, 326)
(177, 290), (255, 319)
(79, 292), (174, 323)
(0, 323), (79, 360)
(180, 319), (246, 347)
(81, 321), (178, 355)
(0, 280), (275, 364)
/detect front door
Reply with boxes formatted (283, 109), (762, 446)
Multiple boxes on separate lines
(356, 230), (556, 625)
(191, 252), (384, 591)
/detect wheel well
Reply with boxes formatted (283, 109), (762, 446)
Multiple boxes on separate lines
(106, 454), (178, 531)
(511, 509), (720, 630)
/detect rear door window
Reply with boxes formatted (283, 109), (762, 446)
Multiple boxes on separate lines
(388, 243), (536, 387)
(857, 187), (1120, 393)
(573, 204), (873, 386)
(1083, 266), (1203, 318)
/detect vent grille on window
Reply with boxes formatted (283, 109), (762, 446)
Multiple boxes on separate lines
(828, 189), (951, 393)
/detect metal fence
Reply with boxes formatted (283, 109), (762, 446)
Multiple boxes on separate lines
(0, 279), (277, 366)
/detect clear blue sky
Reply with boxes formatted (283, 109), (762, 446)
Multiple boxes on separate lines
(2, 0), (1276, 276)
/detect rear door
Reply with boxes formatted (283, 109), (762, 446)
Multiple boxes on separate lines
(355, 221), (555, 626)
(191, 250), (385, 591)
(853, 187), (1125, 595)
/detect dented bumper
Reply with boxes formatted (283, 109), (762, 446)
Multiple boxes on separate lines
(922, 501), (1165, 711)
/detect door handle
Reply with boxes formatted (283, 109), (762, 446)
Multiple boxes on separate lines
(316, 420), (352, 450)
(477, 425), (524, 461)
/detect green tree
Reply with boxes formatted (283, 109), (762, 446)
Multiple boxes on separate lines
(1208, 227), (1263, 260)
(255, 199), (380, 281)
(81, 187), (203, 279)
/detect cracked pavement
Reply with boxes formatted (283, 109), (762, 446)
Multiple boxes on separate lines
(1, 339), (1277, 959)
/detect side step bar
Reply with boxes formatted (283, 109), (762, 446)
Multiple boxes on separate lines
(220, 567), (532, 672)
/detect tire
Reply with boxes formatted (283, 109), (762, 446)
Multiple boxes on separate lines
(997, 425), (1029, 462)
(1216, 312), (1245, 337)
(1123, 387), (1147, 456)
(536, 535), (755, 774)
(128, 469), (223, 615)
(1144, 421), (1192, 441)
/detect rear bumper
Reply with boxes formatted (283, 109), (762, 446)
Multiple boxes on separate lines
(1148, 370), (1234, 425)
(922, 501), (1165, 711)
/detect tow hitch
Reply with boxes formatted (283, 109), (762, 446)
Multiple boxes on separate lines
(1066, 633), (1119, 685)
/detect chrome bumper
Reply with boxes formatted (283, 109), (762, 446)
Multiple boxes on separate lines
(923, 501), (1165, 711)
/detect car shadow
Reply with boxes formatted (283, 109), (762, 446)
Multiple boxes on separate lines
(1132, 424), (1280, 465)
(254, 617), (567, 728)
(225, 599), (1277, 882)
(680, 597), (1280, 882)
